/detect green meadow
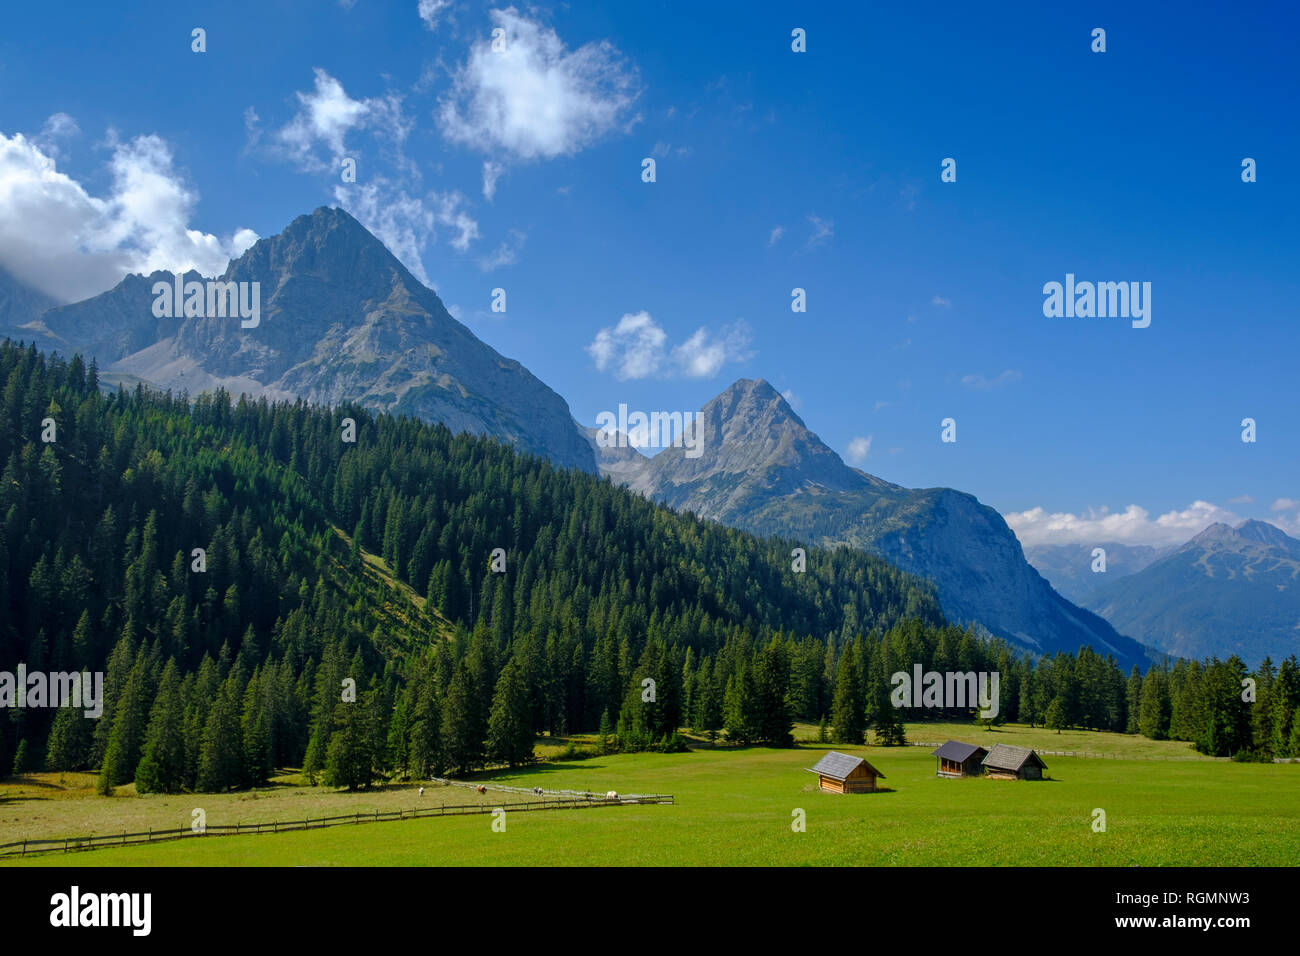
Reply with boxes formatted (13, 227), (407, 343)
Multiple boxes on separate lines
(5, 725), (1297, 867)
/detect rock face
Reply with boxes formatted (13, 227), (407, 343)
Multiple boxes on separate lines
(601, 377), (1153, 668)
(20, 207), (597, 472)
(1024, 542), (1165, 605)
(0, 264), (58, 340)
(1085, 519), (1300, 664)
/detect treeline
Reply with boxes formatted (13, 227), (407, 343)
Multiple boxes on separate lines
(0, 339), (942, 789)
(2, 340), (1291, 792)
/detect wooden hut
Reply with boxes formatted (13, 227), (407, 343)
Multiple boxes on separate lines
(981, 743), (1047, 780)
(931, 740), (988, 777)
(806, 751), (885, 793)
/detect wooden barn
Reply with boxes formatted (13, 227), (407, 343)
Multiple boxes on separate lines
(981, 743), (1048, 780)
(806, 751), (886, 793)
(931, 739), (988, 777)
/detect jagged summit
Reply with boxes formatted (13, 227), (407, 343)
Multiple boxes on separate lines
(8, 206), (598, 472)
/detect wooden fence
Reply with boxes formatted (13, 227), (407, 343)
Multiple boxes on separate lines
(0, 791), (674, 860)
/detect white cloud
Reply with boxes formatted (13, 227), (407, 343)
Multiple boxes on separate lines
(275, 69), (412, 174)
(418, 0), (452, 29)
(586, 312), (751, 380)
(846, 436), (872, 465)
(767, 226), (783, 247)
(1004, 500), (1243, 548)
(331, 181), (479, 285)
(961, 369), (1021, 390)
(586, 311), (667, 380)
(482, 160), (503, 200)
(781, 388), (801, 410)
(479, 228), (525, 271)
(932, 294), (951, 308)
(32, 113), (79, 159)
(806, 214), (833, 247)
(0, 130), (256, 302)
(671, 321), (753, 378)
(1270, 498), (1298, 512)
(438, 8), (639, 160)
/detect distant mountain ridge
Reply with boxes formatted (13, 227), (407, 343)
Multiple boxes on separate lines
(1084, 519), (1300, 663)
(3, 207), (597, 473)
(597, 378), (1153, 668)
(1024, 541), (1166, 604)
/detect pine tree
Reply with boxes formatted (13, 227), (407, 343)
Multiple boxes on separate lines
(831, 647), (865, 745)
(135, 661), (187, 794)
(324, 699), (374, 791)
(197, 675), (244, 791)
(487, 659), (534, 767)
(442, 662), (486, 775)
(1044, 696), (1066, 734)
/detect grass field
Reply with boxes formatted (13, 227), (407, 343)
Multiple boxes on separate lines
(4, 723), (1296, 867)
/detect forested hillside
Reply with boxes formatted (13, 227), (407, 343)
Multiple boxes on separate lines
(2, 340), (1296, 795)
(0, 339), (940, 788)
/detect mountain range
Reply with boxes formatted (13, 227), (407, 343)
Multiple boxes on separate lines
(1078, 520), (1300, 663)
(592, 378), (1152, 668)
(1023, 541), (1165, 605)
(8, 205), (1293, 667)
(3, 207), (597, 473)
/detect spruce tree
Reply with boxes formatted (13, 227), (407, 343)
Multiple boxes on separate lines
(135, 661), (187, 793)
(831, 647), (865, 745)
(487, 659), (534, 767)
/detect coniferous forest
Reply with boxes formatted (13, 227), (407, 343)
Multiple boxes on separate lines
(1, 340), (1297, 794)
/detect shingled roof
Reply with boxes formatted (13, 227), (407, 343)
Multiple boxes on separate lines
(931, 740), (987, 763)
(806, 751), (886, 781)
(982, 743), (1046, 772)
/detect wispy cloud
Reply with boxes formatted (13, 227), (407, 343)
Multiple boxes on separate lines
(961, 369), (1021, 390)
(806, 214), (834, 248)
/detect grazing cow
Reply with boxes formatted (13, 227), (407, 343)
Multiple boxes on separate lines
(533, 787), (544, 795)
(418, 787), (425, 797)
(476, 785), (487, 794)
(605, 790), (619, 800)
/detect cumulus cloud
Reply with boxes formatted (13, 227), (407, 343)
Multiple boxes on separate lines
(438, 7), (639, 160)
(671, 322), (753, 378)
(0, 128), (256, 302)
(846, 436), (872, 465)
(586, 311), (751, 380)
(275, 69), (412, 173)
(1004, 500), (1246, 548)
(1271, 498), (1299, 512)
(961, 369), (1021, 390)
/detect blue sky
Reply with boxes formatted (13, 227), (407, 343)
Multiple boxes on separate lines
(1, 1), (1297, 548)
